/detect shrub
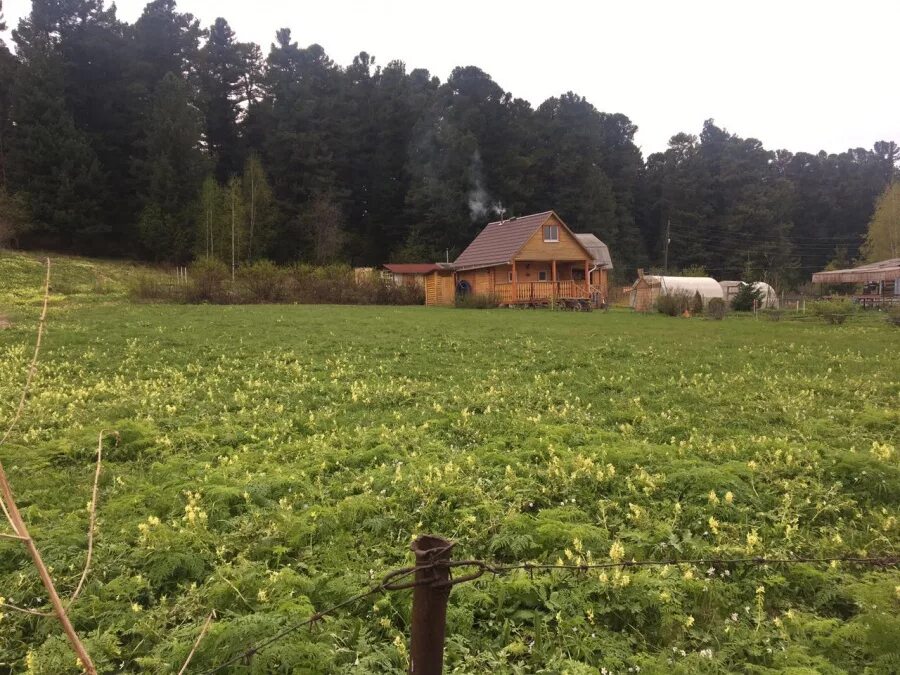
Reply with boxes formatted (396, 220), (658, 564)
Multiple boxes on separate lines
(128, 272), (176, 302)
(187, 257), (229, 303)
(885, 306), (900, 327)
(655, 292), (691, 317)
(690, 291), (704, 315)
(238, 260), (285, 302)
(455, 292), (500, 309)
(731, 282), (764, 311)
(707, 297), (726, 320)
(809, 298), (855, 325)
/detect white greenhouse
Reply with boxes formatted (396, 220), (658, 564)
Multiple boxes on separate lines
(719, 281), (779, 309)
(630, 274), (724, 311)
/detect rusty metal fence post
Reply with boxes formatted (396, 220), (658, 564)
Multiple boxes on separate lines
(408, 535), (453, 674)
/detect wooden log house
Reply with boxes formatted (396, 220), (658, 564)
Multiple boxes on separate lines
(423, 211), (612, 307)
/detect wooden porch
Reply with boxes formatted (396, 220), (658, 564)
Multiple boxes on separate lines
(495, 280), (590, 306)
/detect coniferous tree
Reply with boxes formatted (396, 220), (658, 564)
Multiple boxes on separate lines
(9, 11), (104, 248)
(52, 0), (139, 252)
(135, 72), (206, 260)
(199, 18), (249, 180)
(0, 2), (895, 276)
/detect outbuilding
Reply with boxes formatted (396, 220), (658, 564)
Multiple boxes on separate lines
(382, 263), (443, 288)
(630, 271), (724, 311)
(811, 258), (900, 308)
(719, 281), (779, 308)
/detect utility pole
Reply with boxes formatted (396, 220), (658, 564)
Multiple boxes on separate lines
(663, 219), (671, 274)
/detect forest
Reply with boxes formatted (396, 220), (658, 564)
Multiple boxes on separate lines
(0, 0), (897, 285)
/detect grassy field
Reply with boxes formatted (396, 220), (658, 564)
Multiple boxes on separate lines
(1, 252), (899, 674)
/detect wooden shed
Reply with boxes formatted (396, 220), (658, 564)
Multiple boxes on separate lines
(423, 264), (456, 306)
(383, 263), (442, 288)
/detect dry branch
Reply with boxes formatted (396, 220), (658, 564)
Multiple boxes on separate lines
(0, 531), (28, 541)
(0, 259), (98, 674)
(178, 610), (216, 674)
(0, 600), (52, 617)
(68, 430), (117, 606)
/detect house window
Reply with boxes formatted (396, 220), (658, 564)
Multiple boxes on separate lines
(543, 224), (559, 242)
(538, 271), (548, 281)
(508, 271), (513, 282)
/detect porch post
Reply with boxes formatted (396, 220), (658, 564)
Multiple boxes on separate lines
(551, 260), (557, 302)
(584, 260), (590, 297)
(512, 260), (518, 303)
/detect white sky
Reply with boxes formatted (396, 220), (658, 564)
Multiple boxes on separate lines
(3, 0), (898, 155)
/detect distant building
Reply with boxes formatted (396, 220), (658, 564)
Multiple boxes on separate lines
(382, 263), (444, 288)
(719, 281), (779, 308)
(812, 258), (900, 307)
(630, 271), (723, 311)
(421, 211), (613, 307)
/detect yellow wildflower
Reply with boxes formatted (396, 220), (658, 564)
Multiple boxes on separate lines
(609, 540), (625, 563)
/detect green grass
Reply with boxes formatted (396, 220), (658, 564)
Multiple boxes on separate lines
(1, 251), (899, 673)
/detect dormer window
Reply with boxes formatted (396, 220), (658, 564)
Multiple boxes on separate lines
(543, 224), (559, 242)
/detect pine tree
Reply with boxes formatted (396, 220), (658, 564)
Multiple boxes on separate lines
(0, 0), (14, 189)
(199, 18), (247, 180)
(135, 72), (206, 260)
(9, 20), (104, 248)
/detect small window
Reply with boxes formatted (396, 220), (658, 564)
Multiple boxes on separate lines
(538, 271), (548, 281)
(543, 224), (559, 242)
(508, 271), (513, 282)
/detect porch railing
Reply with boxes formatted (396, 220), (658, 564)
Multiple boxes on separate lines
(494, 281), (589, 304)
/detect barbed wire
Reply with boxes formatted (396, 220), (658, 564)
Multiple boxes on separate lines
(200, 551), (898, 673)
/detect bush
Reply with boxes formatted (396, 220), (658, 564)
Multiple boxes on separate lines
(238, 260), (285, 302)
(655, 292), (691, 316)
(809, 298), (855, 325)
(455, 292), (500, 309)
(690, 291), (704, 315)
(885, 306), (900, 327)
(187, 257), (229, 303)
(128, 273), (170, 301)
(707, 297), (726, 320)
(731, 282), (764, 311)
(126, 259), (425, 306)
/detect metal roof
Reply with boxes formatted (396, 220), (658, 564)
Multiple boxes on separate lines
(811, 258), (900, 284)
(574, 233), (613, 269)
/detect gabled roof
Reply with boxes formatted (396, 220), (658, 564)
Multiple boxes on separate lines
(574, 233), (613, 269)
(811, 258), (900, 284)
(383, 263), (442, 274)
(453, 210), (595, 271)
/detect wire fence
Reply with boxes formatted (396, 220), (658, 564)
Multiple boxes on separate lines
(199, 541), (900, 674)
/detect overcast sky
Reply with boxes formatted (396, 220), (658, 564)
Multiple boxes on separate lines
(3, 0), (897, 155)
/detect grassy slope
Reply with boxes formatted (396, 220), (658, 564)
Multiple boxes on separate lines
(0, 251), (898, 673)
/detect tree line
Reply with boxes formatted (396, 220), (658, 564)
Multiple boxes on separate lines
(0, 0), (896, 284)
